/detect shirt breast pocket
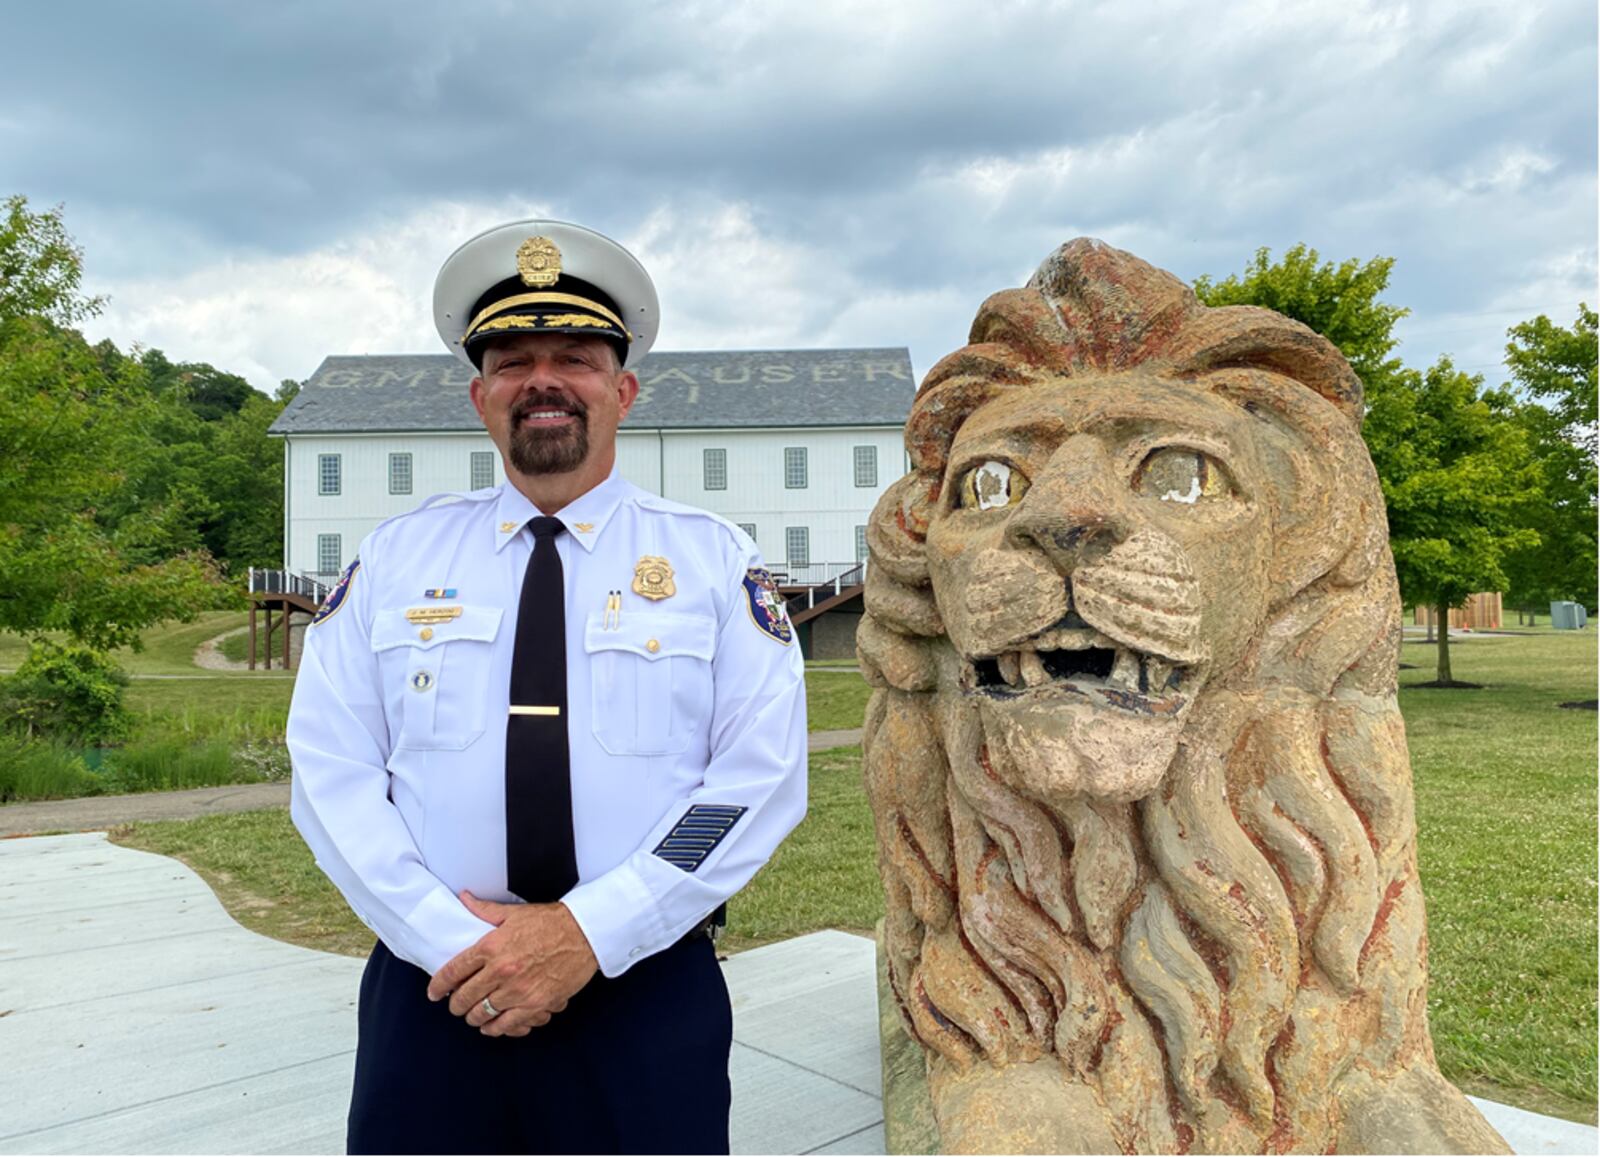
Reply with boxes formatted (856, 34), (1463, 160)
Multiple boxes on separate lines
(585, 611), (716, 756)
(371, 606), (504, 751)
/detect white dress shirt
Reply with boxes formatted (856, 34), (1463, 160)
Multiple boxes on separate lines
(287, 469), (809, 978)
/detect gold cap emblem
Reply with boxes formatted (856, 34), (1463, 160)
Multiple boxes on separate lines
(516, 236), (562, 287)
(632, 556), (676, 601)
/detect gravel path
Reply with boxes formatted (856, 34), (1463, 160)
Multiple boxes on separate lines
(0, 729), (865, 837)
(193, 622), (306, 671)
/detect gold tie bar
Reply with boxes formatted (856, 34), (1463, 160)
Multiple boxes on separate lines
(509, 705), (561, 717)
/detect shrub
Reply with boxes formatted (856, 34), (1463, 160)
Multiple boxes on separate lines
(101, 736), (241, 794)
(0, 735), (101, 802)
(235, 739), (292, 782)
(0, 641), (131, 744)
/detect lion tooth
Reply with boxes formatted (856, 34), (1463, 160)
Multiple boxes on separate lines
(1111, 648), (1141, 690)
(997, 652), (1022, 687)
(1146, 658), (1172, 691)
(1019, 650), (1051, 687)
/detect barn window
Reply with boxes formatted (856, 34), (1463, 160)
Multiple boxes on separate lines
(470, 451), (495, 490)
(855, 525), (869, 563)
(389, 452), (413, 495)
(854, 445), (878, 487)
(737, 522), (757, 543)
(317, 534), (342, 576)
(704, 448), (727, 490)
(784, 447), (808, 489)
(785, 526), (810, 568)
(318, 454), (341, 496)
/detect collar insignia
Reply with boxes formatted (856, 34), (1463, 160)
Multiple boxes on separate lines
(574, 522), (595, 533)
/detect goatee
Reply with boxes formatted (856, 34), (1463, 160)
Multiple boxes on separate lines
(508, 392), (589, 474)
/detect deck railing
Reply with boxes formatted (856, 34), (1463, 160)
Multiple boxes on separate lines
(779, 561), (867, 614)
(247, 567), (334, 603)
(770, 561), (866, 588)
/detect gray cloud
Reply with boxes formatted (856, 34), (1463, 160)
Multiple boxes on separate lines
(2, 0), (1591, 387)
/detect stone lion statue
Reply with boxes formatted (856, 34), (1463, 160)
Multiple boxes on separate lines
(858, 240), (1509, 1154)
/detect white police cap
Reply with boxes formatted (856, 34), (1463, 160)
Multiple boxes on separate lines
(433, 219), (659, 370)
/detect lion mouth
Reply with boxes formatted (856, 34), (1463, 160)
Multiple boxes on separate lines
(960, 625), (1188, 714)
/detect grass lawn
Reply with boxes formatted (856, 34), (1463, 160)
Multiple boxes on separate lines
(124, 677), (293, 735)
(806, 669), (873, 731)
(1398, 630), (1597, 1121)
(0, 611), (255, 675)
(106, 628), (1598, 1122)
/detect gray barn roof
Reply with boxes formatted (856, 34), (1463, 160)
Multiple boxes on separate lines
(270, 348), (916, 435)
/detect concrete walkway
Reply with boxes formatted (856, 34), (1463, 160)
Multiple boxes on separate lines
(0, 833), (883, 1155)
(0, 730), (864, 839)
(1, 833), (1591, 1155)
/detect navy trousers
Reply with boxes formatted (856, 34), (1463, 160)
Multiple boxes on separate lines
(347, 936), (733, 1155)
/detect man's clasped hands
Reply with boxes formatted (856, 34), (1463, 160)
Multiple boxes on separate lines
(425, 892), (599, 1038)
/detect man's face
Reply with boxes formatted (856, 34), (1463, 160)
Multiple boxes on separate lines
(470, 334), (638, 476)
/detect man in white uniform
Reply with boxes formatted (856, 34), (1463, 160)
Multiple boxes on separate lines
(287, 220), (808, 1154)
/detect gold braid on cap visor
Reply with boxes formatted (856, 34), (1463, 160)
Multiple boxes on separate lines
(462, 292), (633, 344)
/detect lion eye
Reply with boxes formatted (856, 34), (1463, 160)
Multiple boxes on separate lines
(959, 460), (1030, 511)
(1135, 448), (1234, 504)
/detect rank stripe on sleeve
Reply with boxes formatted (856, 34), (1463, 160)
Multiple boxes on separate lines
(652, 804), (749, 872)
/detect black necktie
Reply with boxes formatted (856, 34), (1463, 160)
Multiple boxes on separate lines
(505, 515), (577, 902)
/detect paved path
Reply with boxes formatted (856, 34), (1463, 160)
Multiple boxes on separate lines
(0, 833), (882, 1155)
(0, 731), (865, 838)
(0, 833), (1593, 1154)
(0, 784), (293, 838)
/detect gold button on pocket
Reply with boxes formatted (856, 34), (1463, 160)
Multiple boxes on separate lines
(419, 627), (434, 641)
(584, 611), (716, 756)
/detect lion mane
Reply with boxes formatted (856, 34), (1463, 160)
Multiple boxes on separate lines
(858, 241), (1456, 1154)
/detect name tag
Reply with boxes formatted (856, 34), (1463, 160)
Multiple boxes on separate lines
(405, 606), (464, 625)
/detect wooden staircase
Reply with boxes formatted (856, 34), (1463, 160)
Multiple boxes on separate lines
(777, 562), (866, 626)
(246, 569), (336, 670)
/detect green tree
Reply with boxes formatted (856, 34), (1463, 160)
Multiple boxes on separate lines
(208, 391), (286, 568)
(138, 347), (256, 421)
(1, 196), (103, 324)
(1198, 246), (1546, 682)
(1194, 244), (1410, 388)
(0, 196), (224, 650)
(1362, 358), (1541, 683)
(1500, 306), (1597, 615)
(0, 640), (132, 743)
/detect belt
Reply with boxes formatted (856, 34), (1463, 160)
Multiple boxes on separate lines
(682, 903), (728, 945)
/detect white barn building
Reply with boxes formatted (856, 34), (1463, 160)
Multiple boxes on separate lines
(267, 348), (916, 654)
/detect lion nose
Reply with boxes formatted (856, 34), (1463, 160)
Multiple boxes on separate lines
(1004, 434), (1135, 573)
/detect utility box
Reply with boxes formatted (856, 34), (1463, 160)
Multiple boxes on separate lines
(1550, 601), (1585, 629)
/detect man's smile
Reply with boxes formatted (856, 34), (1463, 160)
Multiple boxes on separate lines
(511, 394), (587, 432)
(520, 408), (578, 428)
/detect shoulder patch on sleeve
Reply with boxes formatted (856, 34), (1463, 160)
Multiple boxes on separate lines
(312, 558), (360, 626)
(742, 567), (793, 645)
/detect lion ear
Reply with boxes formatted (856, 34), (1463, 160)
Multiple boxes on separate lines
(1169, 306), (1365, 427)
(864, 474), (937, 588)
(859, 474), (945, 693)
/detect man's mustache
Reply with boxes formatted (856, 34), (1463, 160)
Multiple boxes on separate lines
(511, 391), (589, 424)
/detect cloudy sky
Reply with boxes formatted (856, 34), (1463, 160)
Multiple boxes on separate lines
(3, 0), (1594, 391)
